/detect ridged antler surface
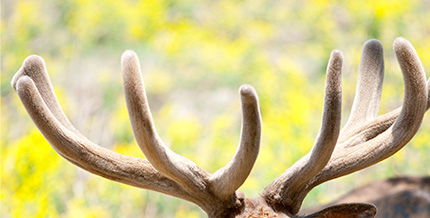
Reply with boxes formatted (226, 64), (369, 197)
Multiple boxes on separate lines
(12, 50), (262, 218)
(262, 38), (429, 215)
(12, 37), (428, 218)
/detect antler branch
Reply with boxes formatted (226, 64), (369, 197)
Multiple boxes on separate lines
(262, 37), (429, 215)
(262, 49), (343, 212)
(210, 84), (262, 199)
(122, 50), (262, 200)
(341, 39), (384, 135)
(11, 56), (191, 200)
(13, 37), (427, 218)
(122, 50), (210, 193)
(309, 37), (428, 185)
(12, 51), (262, 217)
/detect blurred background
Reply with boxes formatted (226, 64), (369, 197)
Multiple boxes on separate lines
(1, 0), (429, 217)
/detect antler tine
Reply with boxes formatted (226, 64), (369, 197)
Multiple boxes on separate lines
(12, 56), (81, 136)
(262, 50), (343, 213)
(13, 51), (263, 217)
(290, 37), (428, 215)
(122, 50), (262, 199)
(336, 78), (429, 149)
(121, 50), (210, 193)
(11, 57), (192, 201)
(341, 39), (384, 137)
(338, 38), (429, 148)
(211, 84), (262, 199)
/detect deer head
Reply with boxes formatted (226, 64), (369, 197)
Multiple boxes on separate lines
(11, 37), (429, 218)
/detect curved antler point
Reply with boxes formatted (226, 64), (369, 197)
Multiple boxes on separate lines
(330, 50), (344, 63)
(239, 84), (258, 103)
(393, 37), (412, 52)
(121, 50), (138, 67)
(239, 84), (255, 95)
(328, 50), (343, 75)
(15, 74), (32, 88)
(24, 54), (44, 65)
(122, 49), (137, 59)
(363, 39), (384, 54)
(11, 55), (45, 91)
(331, 49), (343, 56)
(364, 39), (382, 47)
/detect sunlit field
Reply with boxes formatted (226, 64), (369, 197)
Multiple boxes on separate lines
(1, 0), (429, 217)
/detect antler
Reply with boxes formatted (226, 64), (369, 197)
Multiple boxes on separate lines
(12, 51), (262, 218)
(262, 37), (429, 215)
(12, 37), (428, 218)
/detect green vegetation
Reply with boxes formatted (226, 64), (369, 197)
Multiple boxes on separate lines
(1, 0), (429, 217)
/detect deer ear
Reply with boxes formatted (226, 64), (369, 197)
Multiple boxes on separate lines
(304, 203), (377, 218)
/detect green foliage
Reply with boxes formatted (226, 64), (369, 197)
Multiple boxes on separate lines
(1, 0), (429, 217)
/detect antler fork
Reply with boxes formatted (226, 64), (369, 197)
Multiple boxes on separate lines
(12, 50), (262, 218)
(262, 37), (429, 215)
(11, 37), (429, 218)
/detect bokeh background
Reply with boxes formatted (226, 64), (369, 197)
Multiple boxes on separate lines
(1, 0), (429, 217)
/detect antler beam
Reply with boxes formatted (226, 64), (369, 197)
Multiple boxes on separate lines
(262, 50), (343, 212)
(12, 37), (428, 218)
(11, 56), (191, 200)
(262, 37), (429, 215)
(12, 51), (262, 217)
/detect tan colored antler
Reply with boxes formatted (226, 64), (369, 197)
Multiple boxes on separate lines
(12, 37), (428, 218)
(12, 51), (262, 218)
(262, 37), (429, 215)
(261, 49), (344, 213)
(121, 50), (262, 200)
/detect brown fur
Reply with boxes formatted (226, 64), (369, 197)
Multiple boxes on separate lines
(302, 176), (430, 218)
